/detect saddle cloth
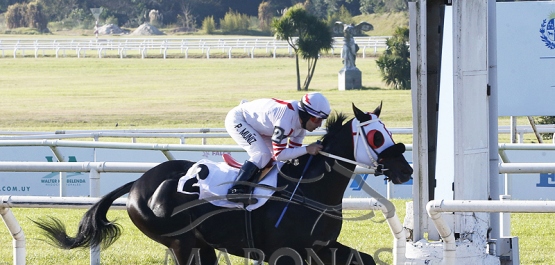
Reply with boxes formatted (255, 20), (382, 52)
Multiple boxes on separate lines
(177, 159), (278, 211)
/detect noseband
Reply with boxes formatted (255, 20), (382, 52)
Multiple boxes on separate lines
(319, 118), (388, 175)
(353, 118), (382, 168)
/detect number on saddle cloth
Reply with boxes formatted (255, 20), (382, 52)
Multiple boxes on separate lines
(176, 158), (280, 210)
(177, 163), (209, 195)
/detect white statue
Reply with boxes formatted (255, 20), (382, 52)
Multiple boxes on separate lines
(334, 22), (374, 70)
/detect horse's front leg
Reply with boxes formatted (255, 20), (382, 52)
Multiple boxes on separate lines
(315, 241), (376, 265)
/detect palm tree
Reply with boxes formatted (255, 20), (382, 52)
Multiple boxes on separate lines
(273, 4), (333, 91)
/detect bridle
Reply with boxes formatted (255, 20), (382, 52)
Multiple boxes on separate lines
(319, 117), (389, 176)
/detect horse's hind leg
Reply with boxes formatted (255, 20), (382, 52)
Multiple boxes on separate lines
(169, 237), (217, 265)
(148, 179), (179, 218)
(316, 241), (376, 265)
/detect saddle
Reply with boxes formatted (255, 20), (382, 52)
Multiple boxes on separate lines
(222, 153), (274, 182)
(177, 157), (279, 211)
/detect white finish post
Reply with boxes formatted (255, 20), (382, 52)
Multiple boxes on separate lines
(409, 0), (429, 242)
(409, 0), (497, 263)
(452, 0), (490, 243)
(488, 0), (500, 242)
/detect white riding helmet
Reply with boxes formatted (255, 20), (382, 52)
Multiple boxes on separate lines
(299, 92), (331, 119)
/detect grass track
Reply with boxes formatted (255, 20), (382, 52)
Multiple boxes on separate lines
(1, 204), (554, 264)
(0, 55), (553, 264)
(0, 57), (411, 132)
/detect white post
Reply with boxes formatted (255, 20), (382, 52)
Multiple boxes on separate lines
(89, 168), (101, 198)
(408, 0), (430, 242)
(499, 195), (511, 238)
(90, 8), (103, 41)
(59, 172), (67, 197)
(90, 245), (100, 265)
(89, 168), (101, 265)
(488, 0), (500, 242)
(0, 207), (26, 265)
(386, 182), (392, 200)
(510, 117), (517, 143)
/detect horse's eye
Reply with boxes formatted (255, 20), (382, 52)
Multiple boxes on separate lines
(366, 130), (384, 149)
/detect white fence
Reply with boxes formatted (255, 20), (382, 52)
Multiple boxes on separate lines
(0, 124), (552, 144)
(0, 160), (399, 265)
(0, 147), (554, 265)
(1, 126), (554, 264)
(0, 37), (389, 59)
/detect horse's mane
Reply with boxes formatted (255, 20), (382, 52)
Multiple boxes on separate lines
(321, 112), (349, 145)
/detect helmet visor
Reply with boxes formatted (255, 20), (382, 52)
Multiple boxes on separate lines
(300, 101), (329, 119)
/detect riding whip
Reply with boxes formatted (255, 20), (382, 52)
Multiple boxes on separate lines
(274, 140), (319, 228)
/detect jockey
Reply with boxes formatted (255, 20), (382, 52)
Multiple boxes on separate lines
(224, 92), (331, 205)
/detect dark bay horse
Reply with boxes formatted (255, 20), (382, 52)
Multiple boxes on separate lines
(34, 103), (412, 265)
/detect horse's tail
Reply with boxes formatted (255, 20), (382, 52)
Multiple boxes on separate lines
(33, 181), (134, 250)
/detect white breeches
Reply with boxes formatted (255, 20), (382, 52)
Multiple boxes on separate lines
(225, 107), (273, 169)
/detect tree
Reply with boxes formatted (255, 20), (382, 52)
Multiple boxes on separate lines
(536, 116), (555, 141)
(376, 26), (410, 90)
(326, 5), (354, 29)
(26, 1), (48, 32)
(0, 0), (19, 14)
(202, 15), (215, 34)
(37, 0), (78, 22)
(258, 1), (274, 32)
(5, 3), (26, 29)
(272, 4), (333, 91)
(5, 1), (48, 32)
(220, 9), (250, 33)
(360, 0), (407, 14)
(177, 2), (197, 30)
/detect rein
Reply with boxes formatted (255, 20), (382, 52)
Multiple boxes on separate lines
(318, 150), (371, 169)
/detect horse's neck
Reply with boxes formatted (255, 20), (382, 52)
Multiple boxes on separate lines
(330, 119), (357, 161)
(308, 120), (357, 205)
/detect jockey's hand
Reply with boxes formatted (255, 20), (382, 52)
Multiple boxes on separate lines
(306, 142), (323, 155)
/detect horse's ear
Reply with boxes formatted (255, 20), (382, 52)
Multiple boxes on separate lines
(352, 103), (371, 122)
(373, 101), (383, 117)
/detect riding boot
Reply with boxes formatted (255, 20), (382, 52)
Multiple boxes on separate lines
(227, 160), (260, 205)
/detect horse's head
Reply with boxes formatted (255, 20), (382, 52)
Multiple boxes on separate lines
(352, 102), (413, 184)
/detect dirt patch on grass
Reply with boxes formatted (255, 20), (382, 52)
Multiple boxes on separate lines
(130, 23), (165, 36)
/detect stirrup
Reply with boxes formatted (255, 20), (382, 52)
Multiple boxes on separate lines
(227, 187), (258, 205)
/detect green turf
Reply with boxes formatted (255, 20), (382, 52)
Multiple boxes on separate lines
(0, 53), (552, 264)
(0, 57), (411, 131)
(1, 203), (554, 264)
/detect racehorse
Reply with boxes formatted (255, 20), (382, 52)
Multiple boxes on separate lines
(33, 103), (412, 265)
